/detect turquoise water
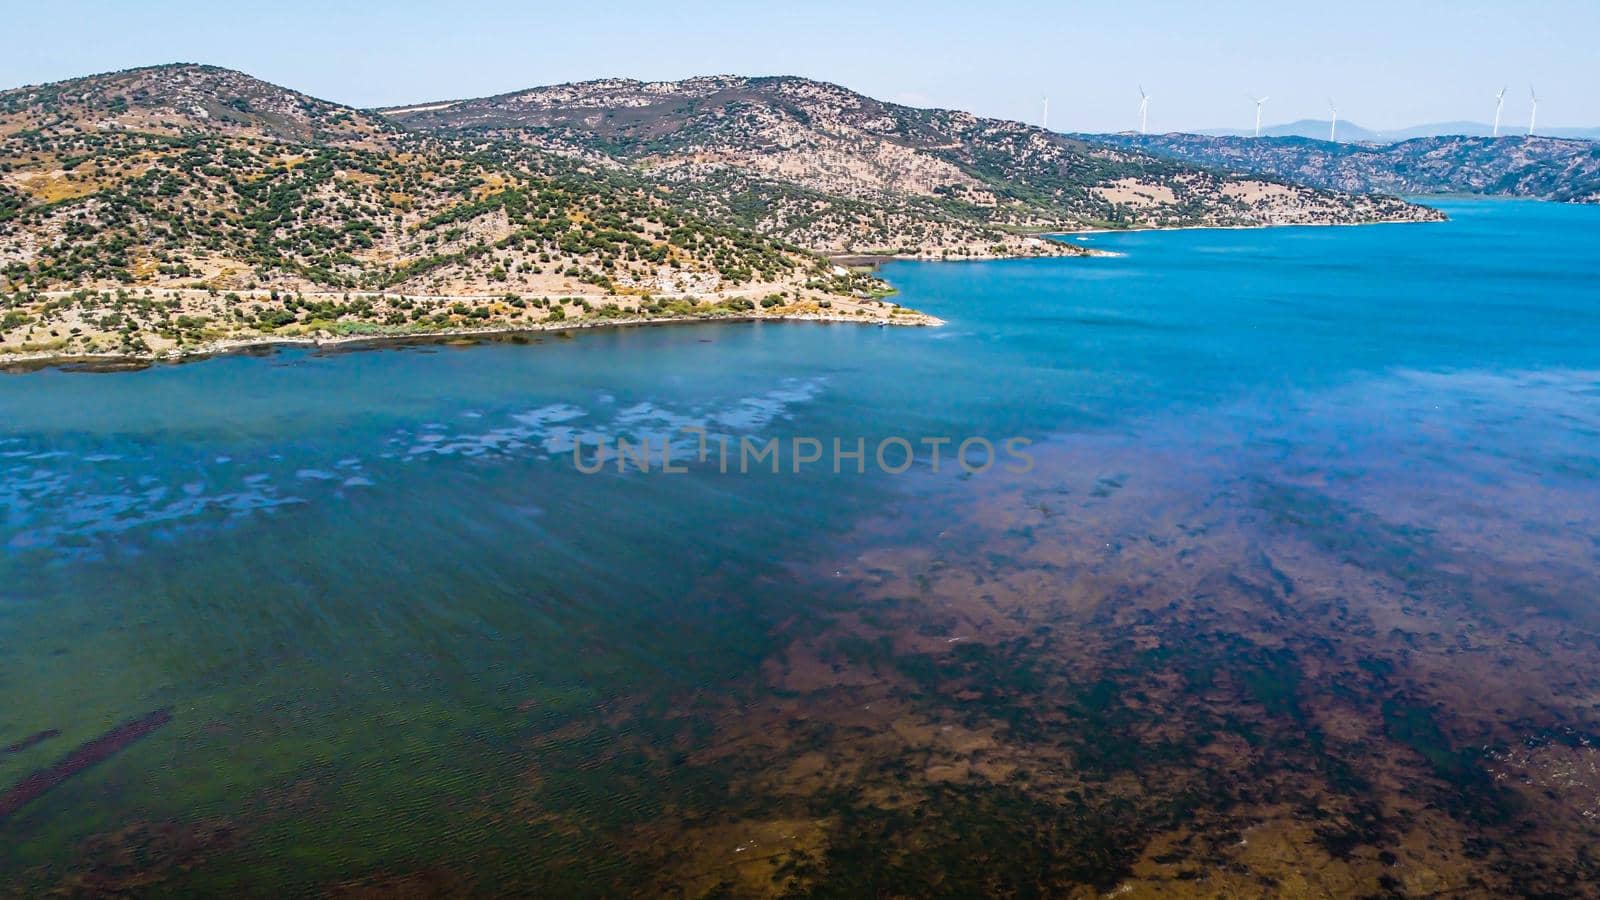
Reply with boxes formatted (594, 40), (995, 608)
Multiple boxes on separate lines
(3, 199), (1600, 893)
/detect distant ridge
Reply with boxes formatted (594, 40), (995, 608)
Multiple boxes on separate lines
(1193, 119), (1600, 143)
(1090, 133), (1600, 204)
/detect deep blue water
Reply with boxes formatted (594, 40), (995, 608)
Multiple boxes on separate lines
(2, 199), (1599, 891)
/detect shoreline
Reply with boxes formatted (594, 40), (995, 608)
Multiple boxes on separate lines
(827, 245), (1109, 268)
(829, 213), (1446, 267)
(1054, 214), (1448, 237)
(0, 308), (943, 373)
(1, 214), (1443, 373)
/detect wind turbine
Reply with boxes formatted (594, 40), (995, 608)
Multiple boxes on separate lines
(1138, 86), (1151, 135)
(1041, 96), (1050, 130)
(1327, 99), (1338, 142)
(1253, 95), (1270, 138)
(1492, 86), (1507, 137)
(1528, 85), (1538, 136)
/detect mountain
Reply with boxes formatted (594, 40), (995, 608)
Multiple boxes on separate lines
(1090, 133), (1600, 203)
(380, 76), (1439, 258)
(0, 65), (903, 361)
(1199, 119), (1386, 142)
(1196, 119), (1442, 142)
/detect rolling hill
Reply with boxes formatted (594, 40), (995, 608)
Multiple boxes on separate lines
(0, 65), (908, 360)
(0, 63), (395, 147)
(381, 76), (1440, 257)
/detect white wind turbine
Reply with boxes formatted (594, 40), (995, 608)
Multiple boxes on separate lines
(1327, 99), (1339, 142)
(1492, 86), (1507, 137)
(1253, 95), (1270, 137)
(1528, 85), (1539, 136)
(1041, 96), (1050, 130)
(1138, 86), (1151, 135)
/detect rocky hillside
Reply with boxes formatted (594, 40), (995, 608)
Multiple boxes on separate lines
(0, 66), (902, 360)
(1095, 134), (1600, 204)
(0, 64), (395, 147)
(382, 76), (1441, 257)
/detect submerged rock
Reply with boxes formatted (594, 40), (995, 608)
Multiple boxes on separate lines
(0, 709), (172, 823)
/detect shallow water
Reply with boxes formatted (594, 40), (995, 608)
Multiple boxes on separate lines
(3, 199), (1600, 895)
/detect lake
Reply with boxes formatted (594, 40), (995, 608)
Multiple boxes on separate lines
(3, 199), (1600, 895)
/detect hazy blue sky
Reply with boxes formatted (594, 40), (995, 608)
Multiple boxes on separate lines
(5, 0), (1596, 132)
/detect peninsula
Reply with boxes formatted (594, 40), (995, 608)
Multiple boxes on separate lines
(1, 65), (1440, 364)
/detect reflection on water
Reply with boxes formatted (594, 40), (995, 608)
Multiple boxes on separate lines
(3, 201), (1600, 895)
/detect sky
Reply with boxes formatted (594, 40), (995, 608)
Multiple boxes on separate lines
(4, 0), (1597, 133)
